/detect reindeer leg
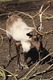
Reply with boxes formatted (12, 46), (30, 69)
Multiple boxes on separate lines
(7, 38), (12, 61)
(9, 38), (12, 58)
(15, 42), (23, 71)
(20, 52), (29, 69)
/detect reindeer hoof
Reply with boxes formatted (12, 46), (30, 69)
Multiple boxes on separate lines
(15, 64), (23, 72)
(20, 63), (29, 70)
(23, 65), (29, 70)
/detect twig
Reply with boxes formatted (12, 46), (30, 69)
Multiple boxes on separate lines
(28, 59), (53, 79)
(43, 14), (53, 20)
(39, 5), (44, 14)
(6, 74), (18, 77)
(33, 64), (53, 77)
(50, 77), (53, 80)
(0, 27), (12, 36)
(39, 9), (43, 31)
(0, 68), (6, 80)
(0, 67), (17, 80)
(20, 52), (53, 80)
(0, 6), (52, 36)
(45, 16), (53, 20)
(0, 27), (6, 32)
(42, 58), (53, 66)
(38, 4), (50, 31)
(43, 30), (53, 35)
(42, 5), (50, 15)
(0, 11), (33, 19)
(18, 11), (33, 19)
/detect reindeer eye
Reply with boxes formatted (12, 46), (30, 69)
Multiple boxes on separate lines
(26, 33), (33, 37)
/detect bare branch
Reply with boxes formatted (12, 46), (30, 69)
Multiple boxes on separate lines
(20, 52), (53, 80)
(42, 5), (50, 15)
(39, 5), (44, 14)
(50, 77), (53, 80)
(0, 27), (12, 36)
(33, 64), (53, 77)
(0, 66), (17, 80)
(38, 4), (50, 31)
(43, 14), (53, 20)
(0, 27), (6, 32)
(43, 30), (53, 35)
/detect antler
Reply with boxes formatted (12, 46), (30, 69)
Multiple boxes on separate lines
(0, 1), (52, 36)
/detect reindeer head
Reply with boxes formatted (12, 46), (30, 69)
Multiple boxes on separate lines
(27, 28), (43, 52)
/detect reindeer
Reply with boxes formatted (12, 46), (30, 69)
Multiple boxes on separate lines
(6, 14), (43, 70)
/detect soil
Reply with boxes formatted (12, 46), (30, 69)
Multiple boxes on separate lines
(0, 1), (53, 80)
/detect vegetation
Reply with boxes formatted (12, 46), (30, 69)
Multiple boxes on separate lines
(0, 0), (53, 80)
(0, 0), (36, 2)
(0, 0), (12, 1)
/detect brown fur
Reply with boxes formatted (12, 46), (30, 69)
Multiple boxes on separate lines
(6, 14), (21, 31)
(6, 14), (43, 70)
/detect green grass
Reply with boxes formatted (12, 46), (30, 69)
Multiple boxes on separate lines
(18, 0), (36, 2)
(0, 0), (12, 1)
(0, 0), (36, 2)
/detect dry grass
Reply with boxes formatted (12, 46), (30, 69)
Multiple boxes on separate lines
(0, 2), (53, 80)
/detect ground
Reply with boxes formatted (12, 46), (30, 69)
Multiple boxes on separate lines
(0, 1), (53, 80)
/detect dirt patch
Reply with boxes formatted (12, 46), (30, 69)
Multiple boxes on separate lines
(0, 1), (53, 80)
